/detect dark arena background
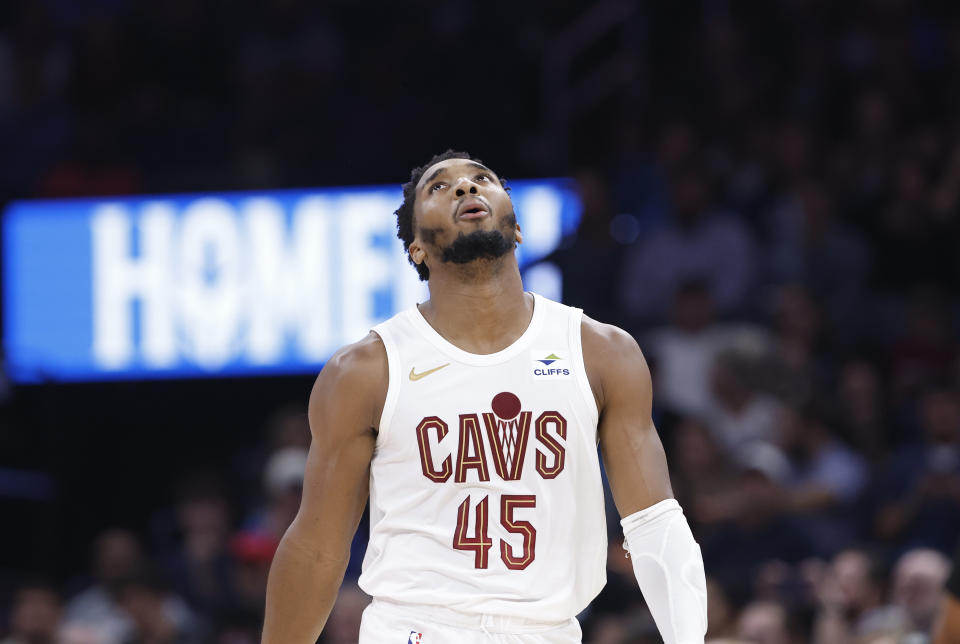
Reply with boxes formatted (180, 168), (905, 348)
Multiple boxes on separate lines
(3, 1), (960, 642)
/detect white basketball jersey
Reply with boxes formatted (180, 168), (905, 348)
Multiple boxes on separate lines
(358, 293), (607, 621)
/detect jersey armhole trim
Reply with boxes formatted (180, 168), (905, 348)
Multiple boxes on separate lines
(371, 327), (401, 445)
(569, 308), (600, 427)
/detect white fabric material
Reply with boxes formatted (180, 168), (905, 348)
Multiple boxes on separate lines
(360, 293), (607, 622)
(359, 599), (583, 643)
(621, 499), (708, 644)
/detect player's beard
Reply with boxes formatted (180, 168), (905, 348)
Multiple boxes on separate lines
(439, 213), (516, 266)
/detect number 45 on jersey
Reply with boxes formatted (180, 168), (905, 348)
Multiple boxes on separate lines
(415, 392), (568, 571)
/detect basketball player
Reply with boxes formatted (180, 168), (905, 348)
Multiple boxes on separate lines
(262, 151), (708, 643)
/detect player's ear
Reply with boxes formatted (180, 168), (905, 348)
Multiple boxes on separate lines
(409, 241), (426, 267)
(515, 221), (523, 245)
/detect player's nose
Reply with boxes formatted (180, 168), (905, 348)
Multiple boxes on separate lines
(454, 177), (480, 197)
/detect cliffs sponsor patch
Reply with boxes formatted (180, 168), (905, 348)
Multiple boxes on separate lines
(532, 349), (572, 379)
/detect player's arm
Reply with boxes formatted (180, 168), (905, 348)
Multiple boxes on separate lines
(584, 317), (707, 644)
(261, 333), (385, 644)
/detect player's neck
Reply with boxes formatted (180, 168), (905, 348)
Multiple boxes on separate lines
(421, 263), (531, 355)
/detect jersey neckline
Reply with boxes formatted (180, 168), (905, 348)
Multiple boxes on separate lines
(407, 292), (547, 366)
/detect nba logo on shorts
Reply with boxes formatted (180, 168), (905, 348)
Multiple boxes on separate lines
(408, 631), (423, 643)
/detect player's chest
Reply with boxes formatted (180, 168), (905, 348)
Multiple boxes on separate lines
(386, 372), (595, 487)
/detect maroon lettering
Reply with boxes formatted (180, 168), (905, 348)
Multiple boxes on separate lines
(416, 416), (451, 482)
(535, 411), (566, 479)
(453, 495), (492, 568)
(455, 414), (490, 483)
(482, 411), (532, 481)
(500, 494), (537, 570)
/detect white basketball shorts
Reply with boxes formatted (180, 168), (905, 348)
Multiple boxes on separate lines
(359, 599), (583, 643)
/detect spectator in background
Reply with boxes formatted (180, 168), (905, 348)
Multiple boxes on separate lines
(644, 280), (768, 418)
(777, 405), (867, 556)
(887, 293), (958, 403)
(245, 446), (307, 540)
(0, 582), (61, 644)
(888, 549), (951, 636)
(613, 118), (700, 233)
(544, 168), (627, 325)
(236, 405), (311, 490)
(225, 532), (276, 625)
(706, 350), (783, 457)
(832, 88), (898, 229)
(812, 549), (893, 643)
(735, 600), (793, 644)
(620, 163), (755, 322)
(770, 122), (818, 207)
(229, 405), (312, 528)
(116, 571), (201, 644)
(832, 359), (893, 466)
(766, 178), (870, 332)
(698, 452), (809, 602)
(63, 530), (145, 642)
(209, 611), (260, 644)
(669, 416), (740, 537)
(874, 387), (960, 553)
(766, 283), (826, 406)
(57, 623), (112, 644)
(60, 532), (198, 644)
(263, 406), (311, 454)
(723, 119), (777, 232)
(160, 478), (235, 621)
(872, 146), (960, 294)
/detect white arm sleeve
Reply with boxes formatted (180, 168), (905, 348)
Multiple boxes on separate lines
(621, 498), (708, 644)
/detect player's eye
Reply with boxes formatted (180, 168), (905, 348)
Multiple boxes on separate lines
(476, 174), (490, 182)
(429, 182), (445, 193)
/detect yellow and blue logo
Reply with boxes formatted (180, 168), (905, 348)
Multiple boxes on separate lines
(537, 353), (562, 366)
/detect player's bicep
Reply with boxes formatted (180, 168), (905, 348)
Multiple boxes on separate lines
(286, 343), (382, 553)
(591, 324), (673, 517)
(292, 425), (373, 550)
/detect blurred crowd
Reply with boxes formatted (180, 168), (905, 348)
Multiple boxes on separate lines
(3, 0), (960, 643)
(0, 406), (321, 644)
(547, 0), (960, 640)
(0, 0), (560, 203)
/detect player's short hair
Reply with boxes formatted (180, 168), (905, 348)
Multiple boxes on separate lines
(394, 149), (481, 281)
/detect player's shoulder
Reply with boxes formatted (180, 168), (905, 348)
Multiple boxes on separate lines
(311, 333), (388, 412)
(320, 332), (388, 386)
(308, 332), (388, 432)
(580, 314), (645, 362)
(580, 315), (651, 407)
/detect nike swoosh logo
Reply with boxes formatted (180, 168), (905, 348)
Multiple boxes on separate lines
(409, 363), (450, 381)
